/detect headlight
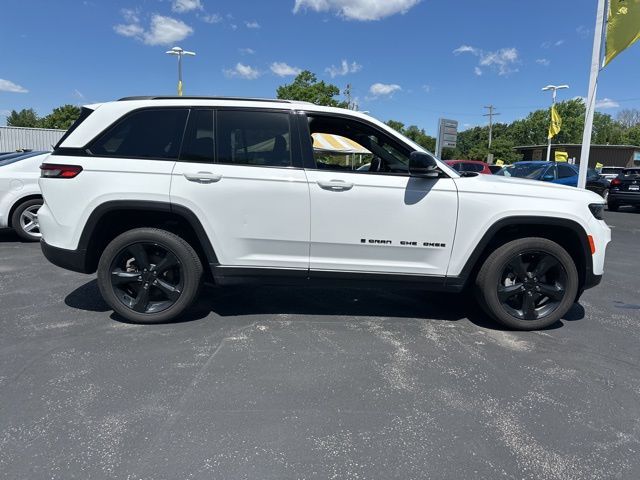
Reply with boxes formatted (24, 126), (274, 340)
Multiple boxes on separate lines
(589, 203), (605, 220)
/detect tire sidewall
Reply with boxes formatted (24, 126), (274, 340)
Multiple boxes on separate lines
(477, 238), (579, 330)
(97, 228), (202, 324)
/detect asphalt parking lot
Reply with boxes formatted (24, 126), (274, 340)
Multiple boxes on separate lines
(1, 210), (639, 480)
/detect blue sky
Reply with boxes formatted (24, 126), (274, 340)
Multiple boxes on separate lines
(2, 0), (640, 136)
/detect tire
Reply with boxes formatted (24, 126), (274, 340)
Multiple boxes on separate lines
(475, 237), (579, 330)
(11, 198), (43, 242)
(97, 228), (203, 324)
(607, 202), (619, 211)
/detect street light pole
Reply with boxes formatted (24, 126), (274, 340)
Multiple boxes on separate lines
(542, 84), (569, 162)
(165, 46), (196, 96)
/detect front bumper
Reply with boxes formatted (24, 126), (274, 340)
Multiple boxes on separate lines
(41, 240), (91, 274)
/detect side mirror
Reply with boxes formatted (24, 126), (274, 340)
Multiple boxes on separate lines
(409, 152), (439, 179)
(541, 174), (555, 182)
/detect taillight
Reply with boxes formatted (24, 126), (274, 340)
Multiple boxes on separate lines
(611, 178), (621, 186)
(40, 163), (83, 179)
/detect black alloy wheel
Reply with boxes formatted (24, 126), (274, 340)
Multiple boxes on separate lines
(475, 237), (579, 330)
(97, 228), (203, 324)
(497, 251), (567, 321)
(110, 242), (184, 314)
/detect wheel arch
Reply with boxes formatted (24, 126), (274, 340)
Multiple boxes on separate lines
(78, 200), (219, 276)
(451, 216), (592, 292)
(8, 194), (43, 228)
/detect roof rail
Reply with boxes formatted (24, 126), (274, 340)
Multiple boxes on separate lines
(117, 95), (312, 104)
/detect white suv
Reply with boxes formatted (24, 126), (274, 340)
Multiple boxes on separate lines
(38, 97), (610, 330)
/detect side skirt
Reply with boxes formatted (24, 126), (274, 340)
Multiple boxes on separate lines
(211, 266), (464, 292)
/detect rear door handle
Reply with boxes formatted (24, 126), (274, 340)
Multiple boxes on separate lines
(317, 180), (354, 191)
(183, 172), (222, 184)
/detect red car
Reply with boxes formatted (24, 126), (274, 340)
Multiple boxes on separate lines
(445, 160), (493, 175)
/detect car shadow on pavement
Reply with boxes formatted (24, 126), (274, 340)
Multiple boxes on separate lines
(64, 280), (585, 331)
(0, 229), (23, 243)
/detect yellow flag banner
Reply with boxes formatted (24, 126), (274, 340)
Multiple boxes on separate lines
(178, 80), (183, 96)
(605, 0), (640, 66)
(548, 105), (562, 139)
(555, 151), (569, 162)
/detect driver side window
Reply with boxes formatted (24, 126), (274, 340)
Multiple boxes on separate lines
(306, 115), (413, 174)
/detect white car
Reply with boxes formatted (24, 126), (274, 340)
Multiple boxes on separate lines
(599, 166), (624, 181)
(0, 151), (49, 241)
(38, 97), (611, 330)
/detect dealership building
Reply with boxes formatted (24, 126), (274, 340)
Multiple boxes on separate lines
(514, 144), (640, 168)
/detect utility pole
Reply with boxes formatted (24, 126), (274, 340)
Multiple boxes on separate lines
(345, 83), (353, 110)
(483, 105), (500, 150)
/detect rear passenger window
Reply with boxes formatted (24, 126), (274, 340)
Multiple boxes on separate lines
(180, 109), (214, 163)
(557, 164), (576, 178)
(216, 110), (292, 167)
(90, 108), (188, 159)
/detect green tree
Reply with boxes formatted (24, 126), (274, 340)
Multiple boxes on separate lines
(385, 120), (436, 151)
(623, 124), (640, 146)
(39, 104), (81, 130)
(6, 108), (40, 128)
(277, 71), (348, 108)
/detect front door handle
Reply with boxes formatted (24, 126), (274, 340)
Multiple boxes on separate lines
(317, 180), (354, 191)
(183, 172), (222, 184)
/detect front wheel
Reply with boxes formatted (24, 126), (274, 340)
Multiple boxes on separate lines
(475, 238), (579, 330)
(97, 228), (203, 324)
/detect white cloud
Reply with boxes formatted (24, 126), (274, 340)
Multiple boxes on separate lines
(293, 0), (421, 21)
(575, 96), (620, 109)
(270, 62), (302, 77)
(454, 45), (519, 76)
(121, 8), (140, 23)
(245, 20), (260, 29)
(201, 13), (222, 24)
(541, 39), (564, 49)
(576, 25), (590, 38)
(422, 84), (431, 93)
(114, 23), (144, 38)
(239, 47), (255, 55)
(369, 82), (401, 98)
(172, 0), (203, 13)
(453, 45), (478, 55)
(325, 59), (362, 78)
(224, 63), (261, 80)
(114, 14), (193, 46)
(596, 98), (620, 109)
(536, 58), (550, 66)
(0, 78), (28, 93)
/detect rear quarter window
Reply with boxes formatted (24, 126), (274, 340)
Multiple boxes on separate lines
(89, 108), (189, 159)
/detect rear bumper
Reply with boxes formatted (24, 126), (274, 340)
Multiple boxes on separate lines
(41, 240), (90, 274)
(609, 192), (640, 205)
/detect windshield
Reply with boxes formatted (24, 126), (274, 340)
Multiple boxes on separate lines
(496, 163), (547, 179)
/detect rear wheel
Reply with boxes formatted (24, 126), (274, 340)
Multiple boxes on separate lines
(475, 238), (578, 330)
(97, 228), (203, 324)
(11, 198), (43, 242)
